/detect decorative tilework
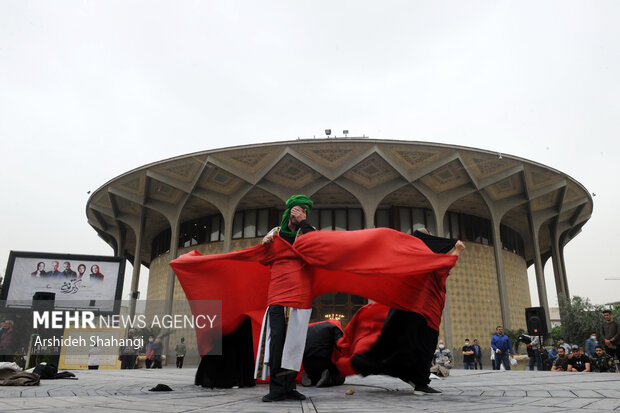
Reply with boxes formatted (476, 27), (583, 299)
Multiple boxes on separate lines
(442, 242), (529, 348)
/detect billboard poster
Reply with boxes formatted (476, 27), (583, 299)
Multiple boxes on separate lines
(1, 251), (125, 313)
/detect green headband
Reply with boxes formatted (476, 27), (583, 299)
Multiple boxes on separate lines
(279, 194), (313, 237)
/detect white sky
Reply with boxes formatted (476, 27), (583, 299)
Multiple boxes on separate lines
(1, 1), (619, 308)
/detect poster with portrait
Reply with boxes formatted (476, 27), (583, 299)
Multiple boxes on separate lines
(1, 251), (125, 313)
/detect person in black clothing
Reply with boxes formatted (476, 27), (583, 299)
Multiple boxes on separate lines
(567, 345), (591, 372)
(195, 317), (256, 388)
(62, 262), (77, 278)
(472, 339), (483, 369)
(351, 228), (465, 395)
(462, 339), (475, 369)
(301, 321), (345, 388)
(551, 346), (569, 371)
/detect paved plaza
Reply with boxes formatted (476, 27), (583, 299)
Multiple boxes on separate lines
(0, 367), (619, 412)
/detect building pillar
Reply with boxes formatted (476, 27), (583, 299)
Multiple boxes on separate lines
(490, 218), (511, 329)
(362, 203), (375, 229)
(129, 212), (145, 318)
(163, 218), (180, 364)
(433, 209), (453, 348)
(549, 225), (567, 299)
(559, 235), (570, 298)
(528, 216), (552, 333)
(114, 224), (126, 258)
(223, 210), (235, 253)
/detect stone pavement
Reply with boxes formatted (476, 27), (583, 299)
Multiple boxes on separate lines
(0, 367), (619, 412)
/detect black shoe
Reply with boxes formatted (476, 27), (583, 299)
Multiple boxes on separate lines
(286, 390), (306, 400)
(262, 392), (286, 402)
(413, 384), (441, 395)
(316, 369), (331, 388)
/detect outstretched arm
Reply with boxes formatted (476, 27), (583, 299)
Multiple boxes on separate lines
(450, 241), (466, 256)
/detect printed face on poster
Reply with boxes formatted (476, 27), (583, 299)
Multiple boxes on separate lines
(2, 251), (125, 313)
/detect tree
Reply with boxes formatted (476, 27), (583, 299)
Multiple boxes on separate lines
(503, 327), (525, 353)
(551, 325), (562, 344)
(557, 294), (605, 347)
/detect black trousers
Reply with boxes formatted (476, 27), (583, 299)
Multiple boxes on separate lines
(195, 317), (256, 389)
(352, 310), (437, 387)
(268, 305), (297, 395)
(176, 356), (184, 368)
(120, 355), (137, 369)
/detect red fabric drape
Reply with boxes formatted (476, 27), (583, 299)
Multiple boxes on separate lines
(331, 302), (391, 376)
(170, 228), (457, 356)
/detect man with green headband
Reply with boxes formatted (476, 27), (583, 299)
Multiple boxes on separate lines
(258, 194), (316, 402)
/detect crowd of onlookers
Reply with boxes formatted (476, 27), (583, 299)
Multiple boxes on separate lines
(430, 309), (619, 373)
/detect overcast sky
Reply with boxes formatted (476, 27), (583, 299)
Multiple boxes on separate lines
(1, 1), (619, 308)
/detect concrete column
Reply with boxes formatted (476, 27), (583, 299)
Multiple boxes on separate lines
(433, 208), (453, 348)
(114, 225), (126, 258)
(528, 216), (552, 333)
(223, 210), (235, 253)
(128, 212), (145, 318)
(490, 218), (511, 329)
(559, 239), (570, 298)
(163, 218), (180, 363)
(549, 225), (566, 299)
(362, 203), (375, 229)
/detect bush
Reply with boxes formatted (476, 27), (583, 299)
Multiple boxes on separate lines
(558, 294), (605, 347)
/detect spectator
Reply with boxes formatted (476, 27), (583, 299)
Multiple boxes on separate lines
(567, 345), (591, 372)
(590, 345), (616, 373)
(548, 344), (558, 361)
(151, 335), (163, 368)
(551, 346), (569, 371)
(601, 309), (619, 361)
(462, 338), (475, 370)
(525, 335), (543, 371)
(175, 337), (186, 369)
(491, 325), (514, 370)
(145, 335), (154, 368)
(558, 337), (571, 355)
(119, 329), (139, 369)
(472, 338), (483, 370)
(585, 332), (598, 357)
(431, 340), (453, 376)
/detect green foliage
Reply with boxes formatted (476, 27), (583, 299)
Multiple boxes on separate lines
(503, 327), (525, 353)
(558, 294), (605, 347)
(551, 325), (562, 344)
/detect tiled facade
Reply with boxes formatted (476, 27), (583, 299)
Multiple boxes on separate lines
(441, 242), (530, 347)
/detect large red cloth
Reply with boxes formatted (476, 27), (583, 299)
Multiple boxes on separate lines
(170, 228), (457, 356)
(331, 302), (392, 376)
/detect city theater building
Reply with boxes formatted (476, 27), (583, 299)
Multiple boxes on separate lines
(86, 139), (592, 358)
